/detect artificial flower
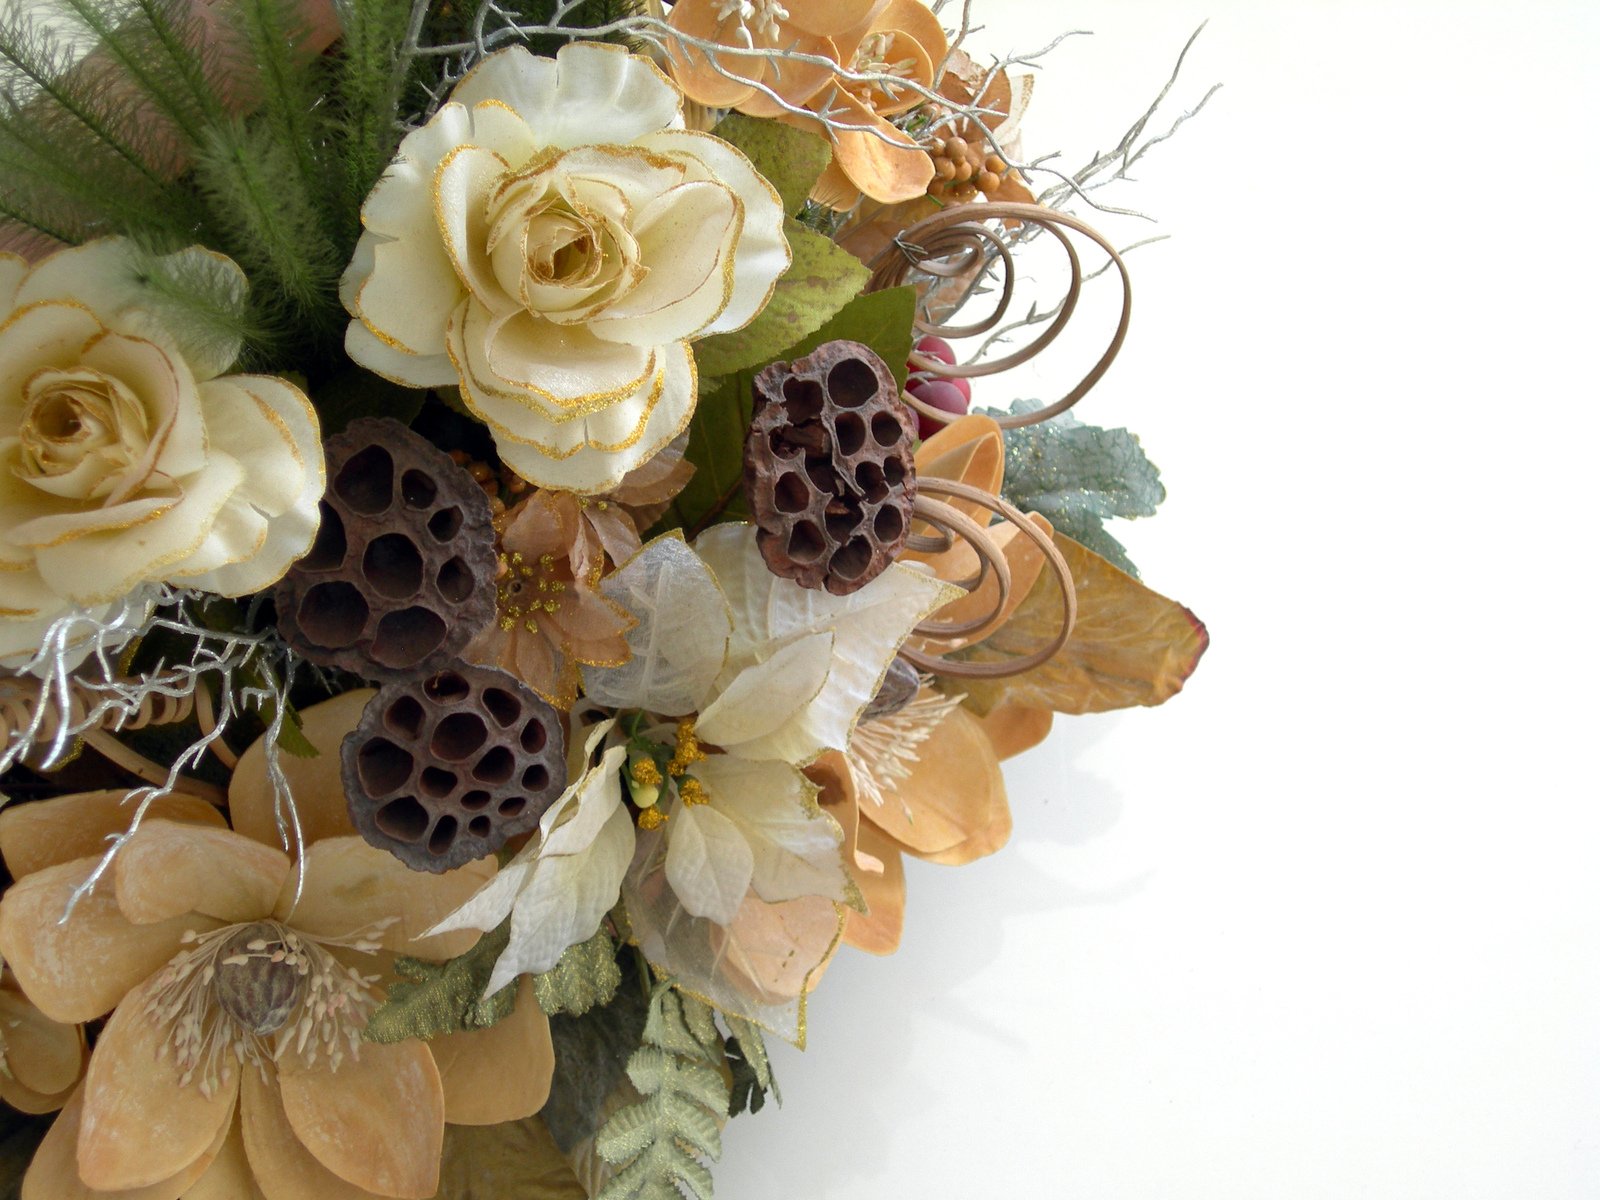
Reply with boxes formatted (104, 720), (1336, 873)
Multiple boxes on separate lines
(0, 697), (552, 1199)
(341, 41), (790, 493)
(0, 240), (323, 670)
(0, 959), (84, 1115)
(463, 488), (638, 709)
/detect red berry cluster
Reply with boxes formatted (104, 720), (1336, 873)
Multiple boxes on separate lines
(905, 336), (972, 440)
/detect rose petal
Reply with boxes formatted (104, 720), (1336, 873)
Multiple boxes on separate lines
(229, 689), (374, 852)
(275, 837), (495, 961)
(239, 1065), (389, 1200)
(0, 856), (217, 1023)
(430, 978), (554, 1125)
(276, 1039), (444, 1199)
(0, 790), (224, 880)
(23, 1085), (227, 1200)
(77, 973), (238, 1190)
(113, 820), (289, 925)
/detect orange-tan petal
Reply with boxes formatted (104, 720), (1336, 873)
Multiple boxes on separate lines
(0, 790), (224, 881)
(430, 978), (554, 1125)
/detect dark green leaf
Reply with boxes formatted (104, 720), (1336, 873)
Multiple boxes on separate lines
(363, 918), (516, 1043)
(313, 367), (428, 436)
(708, 113), (831, 216)
(543, 953), (652, 1153)
(0, 1111), (49, 1200)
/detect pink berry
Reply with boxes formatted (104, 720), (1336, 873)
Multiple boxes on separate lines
(912, 335), (957, 366)
(907, 378), (970, 439)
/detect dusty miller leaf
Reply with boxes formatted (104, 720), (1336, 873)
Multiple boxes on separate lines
(363, 918), (515, 1043)
(533, 928), (623, 1017)
(435, 1116), (587, 1199)
(691, 219), (870, 379)
(990, 399), (1165, 578)
(544, 953), (652, 1153)
(708, 113), (831, 216)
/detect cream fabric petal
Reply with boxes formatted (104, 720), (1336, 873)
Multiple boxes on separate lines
(430, 978), (553, 1125)
(587, 181), (738, 347)
(161, 487), (267, 586)
(343, 311), (460, 390)
(693, 755), (852, 905)
(0, 986), (84, 1096)
(112, 820), (289, 925)
(0, 856), (217, 1023)
(276, 1039), (444, 1200)
(32, 451), (245, 606)
(0, 789), (224, 879)
(471, 303), (654, 405)
(434, 144), (515, 314)
(184, 1121), (264, 1200)
(240, 1065), (390, 1200)
(540, 744), (627, 858)
(275, 837), (495, 961)
(634, 130), (791, 335)
(176, 376), (324, 597)
(486, 341), (697, 494)
(77, 974), (238, 1190)
(22, 1085), (226, 1200)
(452, 43), (683, 150)
(0, 302), (107, 416)
(229, 689), (373, 851)
(0, 250), (26, 308)
(664, 802), (754, 926)
(466, 98), (539, 164)
(696, 630), (835, 749)
(77, 331), (207, 479)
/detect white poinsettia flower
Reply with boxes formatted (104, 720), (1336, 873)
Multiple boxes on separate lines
(0, 240), (323, 670)
(341, 41), (791, 493)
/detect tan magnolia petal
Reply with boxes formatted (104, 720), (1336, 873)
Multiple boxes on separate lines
(909, 413), (1006, 531)
(276, 1039), (444, 1199)
(786, 0), (889, 38)
(858, 698), (1010, 864)
(916, 512), (1053, 650)
(0, 856), (219, 1023)
(184, 1120), (265, 1200)
(734, 29), (840, 117)
(812, 88), (934, 205)
(955, 533), (1210, 715)
(77, 974), (238, 1190)
(22, 1085), (227, 1200)
(0, 790), (224, 880)
(240, 1065), (388, 1200)
(229, 689), (374, 851)
(430, 978), (554, 1125)
(974, 701), (1053, 760)
(112, 820), (289, 926)
(275, 837), (495, 961)
(0, 986), (84, 1098)
(846, 819), (906, 955)
(663, 0), (762, 109)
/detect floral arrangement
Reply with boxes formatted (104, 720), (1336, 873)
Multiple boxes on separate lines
(0, 0), (1210, 1195)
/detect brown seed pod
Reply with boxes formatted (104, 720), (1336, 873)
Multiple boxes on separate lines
(275, 417), (498, 681)
(342, 663), (568, 873)
(863, 657), (921, 720)
(744, 340), (917, 595)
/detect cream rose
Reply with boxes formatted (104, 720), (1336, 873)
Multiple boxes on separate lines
(0, 240), (323, 668)
(340, 41), (791, 493)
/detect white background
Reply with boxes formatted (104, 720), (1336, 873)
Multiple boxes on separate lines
(718, 2), (1600, 1197)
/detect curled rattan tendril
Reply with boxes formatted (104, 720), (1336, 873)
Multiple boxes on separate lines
(902, 479), (1077, 680)
(868, 202), (1132, 432)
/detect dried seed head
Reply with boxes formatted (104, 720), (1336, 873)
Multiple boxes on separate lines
(211, 925), (306, 1037)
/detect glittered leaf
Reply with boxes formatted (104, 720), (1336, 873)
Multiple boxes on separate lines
(709, 114), (832, 215)
(726, 1015), (777, 1098)
(363, 919), (516, 1043)
(543, 953), (652, 1153)
(435, 1116), (587, 1199)
(951, 533), (1209, 715)
(992, 400), (1165, 578)
(533, 928), (623, 1017)
(691, 219), (870, 378)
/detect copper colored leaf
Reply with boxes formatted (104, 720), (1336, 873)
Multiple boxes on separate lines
(952, 533), (1209, 715)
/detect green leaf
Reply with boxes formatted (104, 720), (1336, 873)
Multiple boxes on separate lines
(436, 1116), (588, 1199)
(990, 400), (1165, 578)
(690, 219), (870, 379)
(708, 114), (831, 216)
(534, 928), (623, 1017)
(269, 696), (320, 759)
(544, 953), (652, 1153)
(313, 367), (428, 436)
(363, 918), (517, 1043)
(659, 285), (919, 536)
(724, 1015), (778, 1116)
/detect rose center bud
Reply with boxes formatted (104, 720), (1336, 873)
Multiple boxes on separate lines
(16, 368), (152, 499)
(212, 923), (307, 1037)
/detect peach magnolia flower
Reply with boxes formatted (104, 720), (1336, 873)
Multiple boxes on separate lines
(0, 240), (323, 670)
(0, 694), (552, 1199)
(341, 42), (789, 494)
(0, 961), (85, 1116)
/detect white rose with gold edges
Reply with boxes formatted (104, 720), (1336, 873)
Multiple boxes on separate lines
(0, 240), (323, 668)
(340, 41), (791, 493)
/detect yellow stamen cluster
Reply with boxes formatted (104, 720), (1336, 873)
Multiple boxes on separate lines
(495, 549), (568, 633)
(637, 806), (668, 831)
(678, 777), (711, 807)
(631, 758), (662, 787)
(667, 718), (708, 777)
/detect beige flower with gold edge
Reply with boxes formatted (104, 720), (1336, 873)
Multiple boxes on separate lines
(0, 240), (323, 670)
(0, 693), (554, 1199)
(341, 41), (790, 494)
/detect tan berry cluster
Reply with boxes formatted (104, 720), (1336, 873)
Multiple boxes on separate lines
(927, 123), (1011, 203)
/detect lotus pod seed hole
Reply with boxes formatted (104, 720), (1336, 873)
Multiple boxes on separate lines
(498, 797), (526, 818)
(460, 789), (492, 812)
(871, 412), (903, 447)
(427, 506), (463, 542)
(804, 457), (835, 492)
(789, 520), (826, 563)
(334, 445), (395, 515)
(428, 816), (457, 856)
(420, 766), (457, 799)
(827, 358), (878, 407)
(833, 412), (867, 456)
(826, 509), (860, 541)
(424, 671), (470, 703)
(520, 720), (547, 754)
(301, 504), (347, 571)
(472, 745), (515, 784)
(856, 462), (889, 502)
(376, 796), (429, 842)
(468, 816), (492, 838)
(436, 557), (472, 603)
(363, 533), (424, 599)
(371, 607), (447, 668)
(522, 764), (548, 791)
(384, 696), (425, 739)
(782, 377), (825, 423)
(775, 472), (809, 513)
(432, 713), (488, 762)
(483, 688), (522, 728)
(297, 582), (368, 648)
(832, 537), (873, 581)
(401, 469), (437, 508)
(884, 458), (907, 487)
(358, 736), (413, 795)
(874, 506), (905, 543)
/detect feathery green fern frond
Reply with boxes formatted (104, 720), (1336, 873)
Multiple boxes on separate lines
(328, 0), (414, 234)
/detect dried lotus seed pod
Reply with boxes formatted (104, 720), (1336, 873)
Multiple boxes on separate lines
(744, 340), (917, 595)
(274, 417), (498, 681)
(863, 657), (921, 720)
(342, 663), (567, 873)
